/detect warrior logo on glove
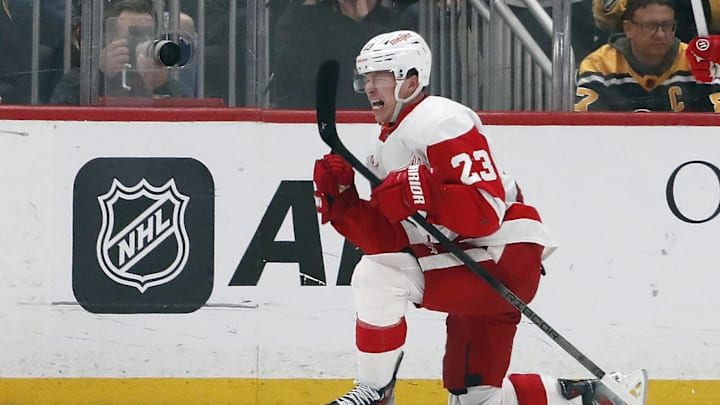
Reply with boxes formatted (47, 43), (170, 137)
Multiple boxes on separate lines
(371, 164), (437, 223)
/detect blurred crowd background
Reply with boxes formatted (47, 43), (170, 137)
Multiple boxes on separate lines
(0, 0), (716, 111)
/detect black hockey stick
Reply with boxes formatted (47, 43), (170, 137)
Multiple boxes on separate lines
(315, 59), (640, 405)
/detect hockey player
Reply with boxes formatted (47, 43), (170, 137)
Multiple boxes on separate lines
(313, 30), (647, 405)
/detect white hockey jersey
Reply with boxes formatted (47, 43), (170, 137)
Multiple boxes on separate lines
(330, 95), (557, 271)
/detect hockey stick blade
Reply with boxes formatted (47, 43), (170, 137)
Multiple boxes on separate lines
(316, 59), (339, 137)
(313, 63), (644, 405)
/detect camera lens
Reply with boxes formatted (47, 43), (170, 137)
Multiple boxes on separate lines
(153, 40), (182, 67)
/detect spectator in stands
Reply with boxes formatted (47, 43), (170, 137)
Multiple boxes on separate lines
(49, 0), (194, 104)
(575, 0), (720, 111)
(0, 0), (68, 104)
(593, 0), (720, 42)
(271, 0), (417, 109)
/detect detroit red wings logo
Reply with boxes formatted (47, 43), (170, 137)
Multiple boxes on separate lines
(96, 178), (190, 293)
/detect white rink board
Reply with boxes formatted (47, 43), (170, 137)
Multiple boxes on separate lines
(0, 119), (718, 380)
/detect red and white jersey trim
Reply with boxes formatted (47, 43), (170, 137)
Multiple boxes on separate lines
(410, 217), (557, 272)
(461, 218), (558, 259)
(417, 247), (494, 270)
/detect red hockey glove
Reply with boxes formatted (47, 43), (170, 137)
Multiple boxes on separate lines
(313, 154), (355, 224)
(371, 164), (435, 223)
(686, 36), (720, 83)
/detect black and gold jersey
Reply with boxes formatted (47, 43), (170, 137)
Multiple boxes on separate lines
(575, 40), (720, 112)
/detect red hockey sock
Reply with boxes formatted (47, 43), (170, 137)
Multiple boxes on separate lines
(509, 373), (548, 405)
(356, 317), (407, 353)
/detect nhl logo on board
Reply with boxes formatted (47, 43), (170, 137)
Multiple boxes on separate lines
(96, 178), (190, 293)
(73, 157), (214, 314)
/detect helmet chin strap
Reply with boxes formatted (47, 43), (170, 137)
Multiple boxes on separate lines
(389, 79), (423, 124)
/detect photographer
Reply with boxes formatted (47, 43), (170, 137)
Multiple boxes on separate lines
(49, 0), (195, 104)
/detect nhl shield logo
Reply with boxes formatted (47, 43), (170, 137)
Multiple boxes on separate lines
(96, 178), (190, 293)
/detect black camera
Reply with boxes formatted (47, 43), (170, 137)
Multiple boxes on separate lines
(127, 25), (194, 68)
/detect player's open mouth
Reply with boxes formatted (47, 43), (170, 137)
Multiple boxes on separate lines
(371, 100), (385, 109)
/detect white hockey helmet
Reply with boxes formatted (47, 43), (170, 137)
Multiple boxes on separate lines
(355, 30), (432, 91)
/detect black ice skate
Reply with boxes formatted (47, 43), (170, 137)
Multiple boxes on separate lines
(325, 352), (404, 405)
